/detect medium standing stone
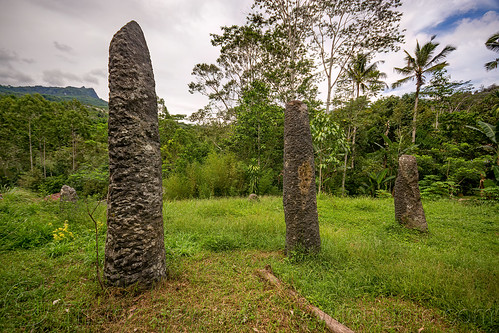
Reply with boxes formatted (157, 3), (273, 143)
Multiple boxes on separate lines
(104, 20), (166, 287)
(393, 154), (428, 232)
(283, 101), (321, 253)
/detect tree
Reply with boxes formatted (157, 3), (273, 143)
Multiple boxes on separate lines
(309, 0), (403, 112)
(310, 109), (346, 193)
(421, 68), (472, 129)
(231, 80), (284, 194)
(335, 53), (387, 194)
(336, 96), (369, 195)
(61, 100), (90, 172)
(341, 53), (388, 99)
(189, 16), (318, 124)
(392, 35), (456, 143)
(484, 32), (499, 71)
(252, 0), (317, 101)
(467, 120), (499, 169)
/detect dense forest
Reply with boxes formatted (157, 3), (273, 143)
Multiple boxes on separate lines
(1, 83), (497, 200)
(0, 0), (498, 201)
(0, 85), (108, 108)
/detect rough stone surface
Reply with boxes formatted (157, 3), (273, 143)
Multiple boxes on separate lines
(394, 155), (428, 232)
(283, 101), (321, 253)
(104, 20), (166, 287)
(248, 193), (259, 201)
(60, 185), (77, 202)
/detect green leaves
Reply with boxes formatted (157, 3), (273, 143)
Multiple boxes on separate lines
(484, 31), (499, 71)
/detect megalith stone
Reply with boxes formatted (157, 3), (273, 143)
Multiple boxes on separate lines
(393, 154), (428, 232)
(104, 20), (166, 287)
(283, 101), (321, 253)
(60, 185), (77, 202)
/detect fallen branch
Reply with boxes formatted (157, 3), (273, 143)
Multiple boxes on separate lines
(256, 265), (354, 333)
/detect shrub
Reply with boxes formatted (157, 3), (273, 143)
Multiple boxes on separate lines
(67, 167), (108, 198)
(481, 185), (499, 200)
(38, 175), (67, 195)
(163, 152), (246, 200)
(163, 173), (194, 200)
(419, 175), (459, 199)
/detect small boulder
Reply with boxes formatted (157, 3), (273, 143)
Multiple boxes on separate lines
(60, 185), (77, 203)
(248, 193), (259, 202)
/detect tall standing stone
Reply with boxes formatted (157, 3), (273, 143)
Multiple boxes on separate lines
(104, 21), (166, 287)
(283, 101), (321, 253)
(393, 154), (428, 232)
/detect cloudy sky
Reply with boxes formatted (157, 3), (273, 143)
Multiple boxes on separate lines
(0, 0), (498, 116)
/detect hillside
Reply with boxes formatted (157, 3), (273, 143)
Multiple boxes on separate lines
(0, 85), (108, 108)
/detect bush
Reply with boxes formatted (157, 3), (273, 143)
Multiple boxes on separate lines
(38, 175), (67, 195)
(67, 167), (108, 198)
(163, 152), (246, 200)
(419, 175), (459, 199)
(163, 173), (194, 200)
(481, 185), (499, 200)
(17, 169), (44, 191)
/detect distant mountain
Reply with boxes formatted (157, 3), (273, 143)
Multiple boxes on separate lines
(0, 85), (108, 108)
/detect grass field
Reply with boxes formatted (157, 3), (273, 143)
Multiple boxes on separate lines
(0, 188), (497, 332)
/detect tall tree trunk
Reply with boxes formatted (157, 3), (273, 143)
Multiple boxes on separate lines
(350, 126), (357, 169)
(341, 150), (348, 196)
(28, 119), (33, 172)
(43, 137), (46, 178)
(325, 74), (332, 113)
(341, 125), (352, 196)
(412, 85), (420, 144)
(434, 106), (439, 130)
(71, 126), (76, 172)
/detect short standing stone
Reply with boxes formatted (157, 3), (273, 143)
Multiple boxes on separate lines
(104, 20), (167, 287)
(393, 155), (428, 231)
(60, 185), (77, 202)
(283, 101), (321, 253)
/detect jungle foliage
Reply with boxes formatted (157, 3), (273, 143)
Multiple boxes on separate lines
(0, 1), (498, 200)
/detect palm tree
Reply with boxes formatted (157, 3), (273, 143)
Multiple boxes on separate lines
(485, 32), (499, 71)
(340, 53), (388, 195)
(392, 35), (456, 143)
(344, 53), (388, 99)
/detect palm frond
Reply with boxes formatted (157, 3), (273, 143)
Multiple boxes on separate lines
(427, 44), (456, 68)
(403, 50), (416, 68)
(418, 41), (438, 67)
(392, 75), (414, 89)
(393, 66), (412, 75)
(485, 32), (499, 52)
(485, 59), (498, 71)
(423, 62), (448, 74)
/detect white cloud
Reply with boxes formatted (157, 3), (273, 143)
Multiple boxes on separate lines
(0, 69), (34, 84)
(441, 11), (499, 87)
(0, 0), (496, 113)
(42, 69), (81, 86)
(53, 41), (73, 53)
(400, 0), (498, 33)
(380, 2), (499, 98)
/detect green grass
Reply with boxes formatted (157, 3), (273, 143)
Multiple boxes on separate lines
(0, 189), (497, 332)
